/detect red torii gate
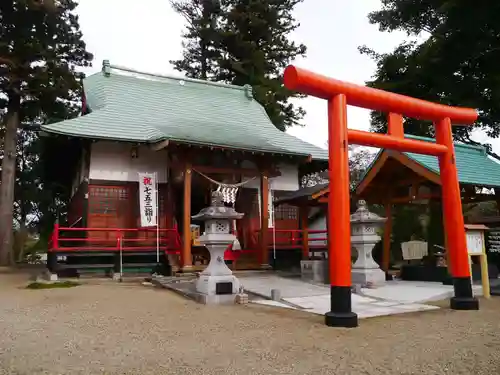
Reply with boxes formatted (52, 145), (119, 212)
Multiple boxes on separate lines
(284, 66), (479, 328)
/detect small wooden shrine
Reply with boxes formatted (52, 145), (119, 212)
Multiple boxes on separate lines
(282, 138), (500, 277)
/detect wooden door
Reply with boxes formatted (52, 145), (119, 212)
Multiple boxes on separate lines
(88, 185), (131, 247)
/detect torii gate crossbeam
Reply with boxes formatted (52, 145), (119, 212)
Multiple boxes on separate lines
(284, 65), (479, 328)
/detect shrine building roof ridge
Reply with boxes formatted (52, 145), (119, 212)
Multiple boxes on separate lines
(357, 133), (500, 189)
(41, 60), (328, 161)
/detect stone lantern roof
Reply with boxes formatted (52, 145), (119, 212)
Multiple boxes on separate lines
(350, 200), (386, 225)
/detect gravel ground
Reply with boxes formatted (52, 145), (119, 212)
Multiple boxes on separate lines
(0, 269), (499, 375)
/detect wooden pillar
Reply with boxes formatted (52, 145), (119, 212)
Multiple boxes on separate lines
(181, 164), (193, 271)
(382, 203), (392, 272)
(300, 206), (309, 260)
(260, 172), (270, 268)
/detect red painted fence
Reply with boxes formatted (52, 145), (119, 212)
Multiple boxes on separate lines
(48, 224), (182, 254)
(48, 224), (328, 258)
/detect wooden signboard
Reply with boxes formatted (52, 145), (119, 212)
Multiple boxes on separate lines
(487, 227), (500, 253)
(464, 224), (490, 299)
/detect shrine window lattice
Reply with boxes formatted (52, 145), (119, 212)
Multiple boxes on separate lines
(273, 191), (298, 220)
(89, 186), (129, 215)
(89, 185), (168, 216)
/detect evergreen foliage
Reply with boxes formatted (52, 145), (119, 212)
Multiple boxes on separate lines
(0, 0), (92, 264)
(170, 0), (307, 131)
(360, 0), (500, 145)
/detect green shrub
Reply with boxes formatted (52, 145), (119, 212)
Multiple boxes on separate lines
(26, 281), (80, 290)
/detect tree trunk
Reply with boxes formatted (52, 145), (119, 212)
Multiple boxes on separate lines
(17, 151), (27, 264)
(0, 103), (20, 266)
(16, 221), (27, 264)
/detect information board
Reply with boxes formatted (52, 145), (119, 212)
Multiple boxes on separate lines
(466, 230), (484, 255)
(487, 228), (500, 253)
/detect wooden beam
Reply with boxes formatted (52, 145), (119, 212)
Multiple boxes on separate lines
(260, 173), (270, 268)
(356, 151), (390, 196)
(181, 164), (193, 271)
(169, 161), (281, 178)
(357, 150), (441, 199)
(390, 193), (440, 204)
(390, 152), (441, 185)
(368, 175), (430, 190)
(150, 139), (169, 152)
(311, 187), (329, 200)
(382, 203), (392, 272)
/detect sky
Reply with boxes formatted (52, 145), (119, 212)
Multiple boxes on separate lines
(75, 0), (497, 153)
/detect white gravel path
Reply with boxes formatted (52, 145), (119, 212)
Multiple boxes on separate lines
(0, 270), (499, 375)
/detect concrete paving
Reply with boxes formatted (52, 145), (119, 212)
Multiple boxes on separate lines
(239, 275), (329, 298)
(239, 274), (484, 319)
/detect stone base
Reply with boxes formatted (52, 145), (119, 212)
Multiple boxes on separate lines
(351, 267), (386, 287)
(196, 274), (241, 295)
(111, 272), (122, 281)
(325, 311), (358, 328)
(450, 296), (479, 310)
(196, 293), (238, 305)
(235, 293), (249, 304)
(155, 278), (240, 305)
(194, 274), (242, 305)
(181, 265), (194, 273)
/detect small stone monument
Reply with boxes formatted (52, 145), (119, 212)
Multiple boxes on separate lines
(191, 190), (245, 304)
(350, 200), (387, 287)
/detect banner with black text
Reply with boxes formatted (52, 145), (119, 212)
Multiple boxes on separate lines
(138, 172), (158, 227)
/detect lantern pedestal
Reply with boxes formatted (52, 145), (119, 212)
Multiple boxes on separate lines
(351, 268), (386, 287)
(190, 191), (245, 305)
(195, 236), (241, 303)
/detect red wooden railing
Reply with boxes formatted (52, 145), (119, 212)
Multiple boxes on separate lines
(253, 229), (328, 250)
(48, 224), (182, 254)
(47, 225), (327, 256)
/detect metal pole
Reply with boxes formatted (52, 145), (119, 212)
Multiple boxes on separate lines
(119, 237), (123, 282)
(156, 172), (160, 264)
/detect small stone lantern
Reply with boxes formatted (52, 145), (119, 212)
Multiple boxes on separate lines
(191, 190), (244, 303)
(350, 200), (387, 287)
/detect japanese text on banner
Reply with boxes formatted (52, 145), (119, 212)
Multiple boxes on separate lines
(138, 172), (158, 227)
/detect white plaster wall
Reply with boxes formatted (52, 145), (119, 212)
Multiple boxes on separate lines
(241, 162), (299, 191)
(89, 141), (168, 182)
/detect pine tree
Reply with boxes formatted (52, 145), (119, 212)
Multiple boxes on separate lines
(171, 0), (307, 131)
(170, 0), (223, 80)
(360, 1), (500, 142)
(0, 0), (92, 265)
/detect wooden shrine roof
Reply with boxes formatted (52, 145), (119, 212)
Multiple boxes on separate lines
(41, 60), (328, 160)
(276, 136), (500, 206)
(274, 182), (329, 207)
(358, 136), (500, 190)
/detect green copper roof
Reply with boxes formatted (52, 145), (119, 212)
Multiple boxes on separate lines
(41, 61), (328, 160)
(362, 135), (500, 187)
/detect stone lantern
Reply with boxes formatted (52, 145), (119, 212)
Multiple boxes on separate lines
(350, 200), (387, 287)
(191, 190), (244, 304)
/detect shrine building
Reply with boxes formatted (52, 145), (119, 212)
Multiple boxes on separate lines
(41, 60), (328, 275)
